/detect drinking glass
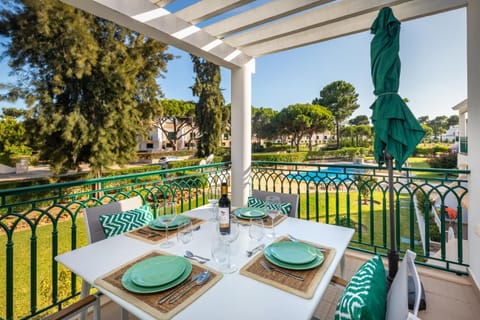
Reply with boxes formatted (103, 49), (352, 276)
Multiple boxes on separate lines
(158, 201), (177, 248)
(176, 220), (193, 244)
(248, 218), (264, 243)
(208, 199), (219, 222)
(212, 217), (239, 273)
(265, 196), (281, 238)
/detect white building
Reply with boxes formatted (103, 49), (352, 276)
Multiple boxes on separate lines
(441, 125), (459, 142)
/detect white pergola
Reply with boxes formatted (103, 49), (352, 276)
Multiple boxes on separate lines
(61, 0), (480, 288)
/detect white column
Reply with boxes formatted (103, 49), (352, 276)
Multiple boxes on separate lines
(230, 59), (255, 207)
(467, 0), (480, 289)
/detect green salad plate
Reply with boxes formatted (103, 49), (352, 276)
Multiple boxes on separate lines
(148, 215), (191, 230)
(234, 207), (266, 219)
(122, 256), (192, 293)
(130, 256), (187, 287)
(264, 242), (324, 270)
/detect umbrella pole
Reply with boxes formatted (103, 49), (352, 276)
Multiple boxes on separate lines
(386, 151), (399, 289)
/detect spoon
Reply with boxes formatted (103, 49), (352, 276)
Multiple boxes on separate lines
(185, 250), (210, 261)
(169, 270), (211, 303)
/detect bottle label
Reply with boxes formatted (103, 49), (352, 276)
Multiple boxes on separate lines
(219, 207), (230, 231)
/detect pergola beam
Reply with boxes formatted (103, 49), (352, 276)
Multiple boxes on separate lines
(239, 0), (467, 57)
(225, 0), (410, 48)
(175, 0), (254, 25)
(204, 0), (334, 38)
(62, 0), (253, 69)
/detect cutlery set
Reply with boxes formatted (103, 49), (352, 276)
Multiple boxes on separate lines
(246, 243), (265, 257)
(260, 260), (304, 281)
(157, 271), (211, 305)
(184, 250), (210, 264)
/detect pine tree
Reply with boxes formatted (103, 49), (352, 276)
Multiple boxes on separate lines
(0, 0), (173, 175)
(190, 55), (226, 158)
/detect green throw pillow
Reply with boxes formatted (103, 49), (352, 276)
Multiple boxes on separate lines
(247, 196), (292, 215)
(335, 255), (386, 320)
(99, 204), (153, 237)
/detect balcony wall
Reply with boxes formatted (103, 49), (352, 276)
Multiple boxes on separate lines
(0, 161), (470, 319)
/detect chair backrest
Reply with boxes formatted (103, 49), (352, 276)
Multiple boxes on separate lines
(251, 190), (299, 218)
(386, 249), (422, 320)
(83, 196), (144, 244)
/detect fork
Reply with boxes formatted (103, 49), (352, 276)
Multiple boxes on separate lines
(260, 260), (304, 281)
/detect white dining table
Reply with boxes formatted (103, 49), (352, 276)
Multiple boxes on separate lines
(56, 205), (354, 320)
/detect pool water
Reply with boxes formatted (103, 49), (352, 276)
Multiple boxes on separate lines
(286, 167), (362, 183)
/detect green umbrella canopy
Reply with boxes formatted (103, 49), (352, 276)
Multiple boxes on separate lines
(370, 7), (425, 170)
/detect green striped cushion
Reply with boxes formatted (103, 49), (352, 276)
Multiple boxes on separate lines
(99, 204), (153, 238)
(335, 255), (386, 320)
(247, 196), (292, 215)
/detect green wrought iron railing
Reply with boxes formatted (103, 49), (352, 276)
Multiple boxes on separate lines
(0, 161), (470, 319)
(252, 161), (469, 272)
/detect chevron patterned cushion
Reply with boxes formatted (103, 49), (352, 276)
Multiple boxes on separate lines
(247, 196), (292, 215)
(335, 255), (386, 320)
(99, 204), (153, 238)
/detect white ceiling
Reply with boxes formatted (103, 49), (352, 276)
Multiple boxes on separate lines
(62, 0), (466, 69)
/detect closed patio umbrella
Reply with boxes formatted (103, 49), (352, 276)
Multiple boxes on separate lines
(370, 7), (425, 284)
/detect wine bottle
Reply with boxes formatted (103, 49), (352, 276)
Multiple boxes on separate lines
(218, 182), (231, 234)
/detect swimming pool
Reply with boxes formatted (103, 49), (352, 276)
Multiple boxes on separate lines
(286, 167), (362, 183)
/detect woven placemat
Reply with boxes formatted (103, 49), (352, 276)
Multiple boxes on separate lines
(125, 217), (205, 244)
(94, 250), (222, 320)
(234, 212), (287, 229)
(239, 237), (335, 299)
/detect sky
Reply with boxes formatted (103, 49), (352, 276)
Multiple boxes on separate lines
(157, 7), (467, 120)
(1, 6), (467, 120)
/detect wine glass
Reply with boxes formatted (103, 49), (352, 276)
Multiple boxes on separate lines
(158, 201), (177, 248)
(176, 220), (193, 244)
(212, 217), (239, 273)
(265, 196), (281, 238)
(248, 218), (264, 243)
(208, 199), (219, 222)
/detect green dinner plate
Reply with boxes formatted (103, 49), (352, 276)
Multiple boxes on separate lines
(234, 207), (266, 219)
(148, 215), (191, 230)
(122, 257), (192, 294)
(269, 241), (317, 265)
(264, 243), (324, 270)
(129, 256), (186, 287)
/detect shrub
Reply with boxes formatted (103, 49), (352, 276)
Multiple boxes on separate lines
(427, 153), (457, 169)
(252, 152), (307, 162)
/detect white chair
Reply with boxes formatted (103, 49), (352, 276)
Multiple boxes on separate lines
(327, 249), (423, 320)
(83, 196), (144, 244)
(251, 190), (299, 218)
(386, 250), (422, 320)
(81, 196), (144, 320)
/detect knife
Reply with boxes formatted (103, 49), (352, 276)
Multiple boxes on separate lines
(157, 271), (206, 304)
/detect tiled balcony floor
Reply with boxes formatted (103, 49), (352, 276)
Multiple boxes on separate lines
(87, 250), (480, 320)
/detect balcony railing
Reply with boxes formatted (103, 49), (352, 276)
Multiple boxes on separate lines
(0, 161), (470, 319)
